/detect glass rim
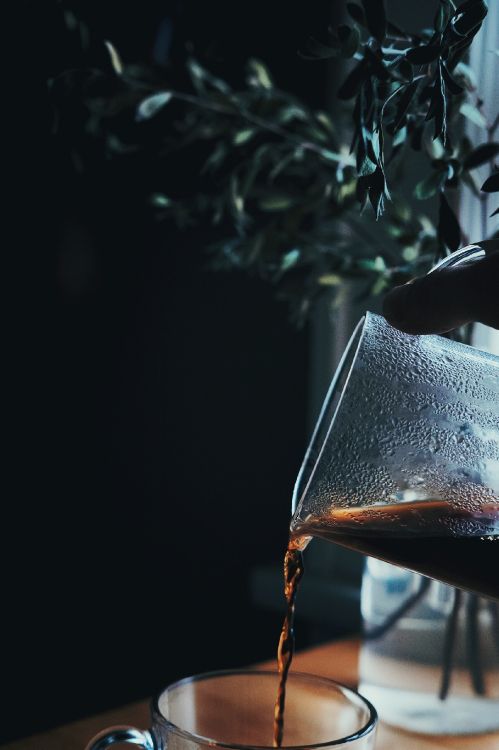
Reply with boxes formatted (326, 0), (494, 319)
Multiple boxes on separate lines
(151, 668), (378, 749)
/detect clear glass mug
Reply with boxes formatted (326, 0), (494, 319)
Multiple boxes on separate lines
(290, 243), (499, 599)
(84, 670), (378, 749)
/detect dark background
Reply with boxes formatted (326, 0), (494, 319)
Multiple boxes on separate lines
(5, 1), (340, 743)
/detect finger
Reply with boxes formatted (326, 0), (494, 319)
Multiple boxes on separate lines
(383, 253), (499, 334)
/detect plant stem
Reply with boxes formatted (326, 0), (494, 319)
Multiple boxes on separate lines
(157, 89), (354, 165)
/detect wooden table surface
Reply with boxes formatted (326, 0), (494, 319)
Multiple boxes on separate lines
(3, 639), (499, 749)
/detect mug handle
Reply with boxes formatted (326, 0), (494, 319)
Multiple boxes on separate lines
(84, 725), (154, 749)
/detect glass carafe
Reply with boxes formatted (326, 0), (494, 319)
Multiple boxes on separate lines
(290, 244), (499, 600)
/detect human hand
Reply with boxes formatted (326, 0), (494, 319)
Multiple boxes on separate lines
(383, 247), (499, 335)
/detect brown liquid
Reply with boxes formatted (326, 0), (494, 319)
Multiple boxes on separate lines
(272, 498), (499, 745)
(273, 541), (304, 747)
(292, 500), (499, 600)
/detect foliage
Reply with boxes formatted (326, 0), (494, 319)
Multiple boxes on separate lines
(51, 1), (498, 323)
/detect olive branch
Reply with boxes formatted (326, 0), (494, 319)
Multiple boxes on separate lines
(50, 0), (498, 323)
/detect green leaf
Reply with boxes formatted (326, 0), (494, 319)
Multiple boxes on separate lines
(258, 194), (295, 211)
(269, 152), (299, 180)
(338, 62), (367, 100)
(450, 0), (487, 38)
(364, 165), (389, 219)
(338, 180), (357, 201)
(373, 255), (387, 272)
(276, 105), (308, 124)
(371, 275), (389, 295)
(136, 92), (172, 120)
(438, 192), (461, 251)
(425, 61), (447, 142)
(104, 40), (123, 75)
(64, 10), (79, 31)
(318, 273), (343, 286)
(419, 215), (436, 236)
(230, 176), (245, 215)
(454, 62), (477, 90)
(427, 137), (445, 159)
(233, 129), (256, 145)
(187, 59), (231, 94)
(361, 0), (386, 41)
(246, 59), (273, 89)
(337, 24), (361, 58)
(406, 44), (441, 64)
(434, 1), (451, 33)
(202, 143), (228, 173)
(357, 154), (378, 177)
(460, 169), (482, 197)
(358, 256), (387, 272)
(106, 135), (140, 154)
(391, 79), (421, 133)
(239, 144), (271, 195)
(464, 143), (499, 170)
(245, 234), (264, 265)
(315, 112), (335, 134)
(414, 169), (447, 199)
(482, 172), (499, 193)
(459, 102), (487, 128)
(319, 148), (354, 165)
(392, 126), (407, 148)
(150, 193), (172, 208)
(281, 249), (300, 271)
(402, 245), (419, 261)
(441, 61), (464, 94)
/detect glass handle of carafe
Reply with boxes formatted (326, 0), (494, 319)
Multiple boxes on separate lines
(84, 726), (154, 750)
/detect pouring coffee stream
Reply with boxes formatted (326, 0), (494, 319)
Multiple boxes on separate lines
(273, 244), (499, 745)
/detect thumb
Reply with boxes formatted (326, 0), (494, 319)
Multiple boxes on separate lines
(382, 252), (499, 334)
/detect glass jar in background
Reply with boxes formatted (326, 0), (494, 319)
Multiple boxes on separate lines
(359, 558), (499, 735)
